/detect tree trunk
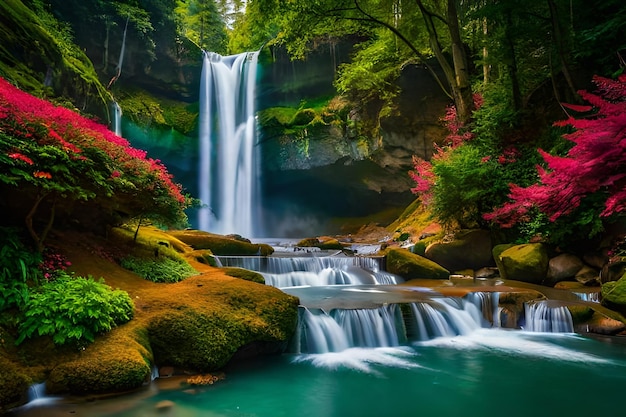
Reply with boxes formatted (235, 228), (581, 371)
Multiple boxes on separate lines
(416, 0), (474, 124)
(547, 0), (578, 102)
(25, 192), (54, 253)
(446, 0), (474, 124)
(504, 12), (522, 111)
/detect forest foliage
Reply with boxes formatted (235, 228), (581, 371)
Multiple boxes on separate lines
(227, 0), (625, 249)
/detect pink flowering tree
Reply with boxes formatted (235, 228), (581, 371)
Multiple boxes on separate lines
(409, 92), (543, 229)
(484, 75), (626, 243)
(0, 77), (192, 251)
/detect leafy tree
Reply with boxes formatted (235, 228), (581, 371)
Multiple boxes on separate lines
(175, 0), (228, 53)
(484, 74), (626, 242)
(239, 0), (475, 123)
(0, 76), (192, 251)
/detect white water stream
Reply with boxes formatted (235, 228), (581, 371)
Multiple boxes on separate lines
(198, 51), (260, 237)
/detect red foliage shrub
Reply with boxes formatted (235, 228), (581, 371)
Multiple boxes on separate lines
(485, 75), (626, 227)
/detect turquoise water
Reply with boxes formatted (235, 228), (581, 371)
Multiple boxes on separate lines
(16, 329), (626, 417)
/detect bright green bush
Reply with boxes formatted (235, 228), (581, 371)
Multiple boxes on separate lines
(0, 227), (41, 312)
(120, 255), (197, 283)
(16, 273), (134, 346)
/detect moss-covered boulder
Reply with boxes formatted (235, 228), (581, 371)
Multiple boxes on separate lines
(492, 244), (515, 279)
(168, 230), (274, 256)
(296, 236), (344, 250)
(0, 355), (30, 410)
(424, 229), (493, 272)
(46, 325), (152, 395)
(147, 276), (299, 372)
(497, 244), (549, 284)
(385, 248), (449, 280)
(601, 272), (626, 315)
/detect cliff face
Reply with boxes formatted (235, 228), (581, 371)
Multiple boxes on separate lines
(0, 1), (451, 236)
(257, 45), (450, 235)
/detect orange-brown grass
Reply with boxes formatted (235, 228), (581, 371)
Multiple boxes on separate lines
(6, 225), (299, 399)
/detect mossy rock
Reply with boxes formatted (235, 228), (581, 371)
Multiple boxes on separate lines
(0, 355), (30, 410)
(492, 243), (516, 279)
(168, 230), (274, 256)
(296, 237), (343, 250)
(424, 229), (494, 272)
(46, 325), (152, 395)
(223, 267), (265, 284)
(297, 237), (321, 247)
(147, 277), (299, 372)
(385, 248), (449, 280)
(498, 244), (548, 284)
(566, 305), (595, 324)
(601, 272), (626, 315)
(148, 299), (298, 371)
(148, 309), (247, 371)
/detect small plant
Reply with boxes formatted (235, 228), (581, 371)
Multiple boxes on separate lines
(16, 273), (134, 347)
(38, 248), (72, 280)
(0, 227), (41, 312)
(120, 255), (197, 283)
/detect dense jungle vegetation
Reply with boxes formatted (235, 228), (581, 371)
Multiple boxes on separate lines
(0, 0), (625, 408)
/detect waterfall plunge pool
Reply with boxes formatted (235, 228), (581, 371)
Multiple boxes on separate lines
(10, 329), (626, 417)
(10, 251), (622, 417)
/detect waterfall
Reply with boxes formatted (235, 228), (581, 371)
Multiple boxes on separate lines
(27, 382), (46, 402)
(297, 293), (503, 353)
(112, 101), (122, 136)
(573, 291), (600, 303)
(297, 305), (404, 354)
(198, 51), (260, 237)
(216, 255), (396, 287)
(408, 295), (494, 341)
(523, 301), (574, 333)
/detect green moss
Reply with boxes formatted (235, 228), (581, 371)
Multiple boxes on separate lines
(223, 267), (265, 284)
(0, 0), (111, 115)
(46, 324), (152, 395)
(498, 243), (548, 284)
(385, 248), (449, 280)
(148, 309), (250, 371)
(116, 87), (197, 134)
(168, 230), (274, 256)
(258, 107), (298, 127)
(0, 354), (30, 410)
(601, 272), (626, 314)
(291, 108), (316, 125)
(567, 305), (595, 324)
(296, 237), (343, 250)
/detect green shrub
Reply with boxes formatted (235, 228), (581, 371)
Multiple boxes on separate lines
(0, 227), (41, 312)
(16, 273), (134, 347)
(120, 255), (197, 283)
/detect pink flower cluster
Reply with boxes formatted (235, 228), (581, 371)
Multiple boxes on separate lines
(0, 76), (187, 205)
(39, 249), (72, 280)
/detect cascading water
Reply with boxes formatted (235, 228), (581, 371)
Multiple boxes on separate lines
(523, 301), (574, 332)
(296, 292), (503, 353)
(198, 51), (260, 237)
(217, 254), (396, 287)
(112, 101), (122, 136)
(296, 305), (405, 354)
